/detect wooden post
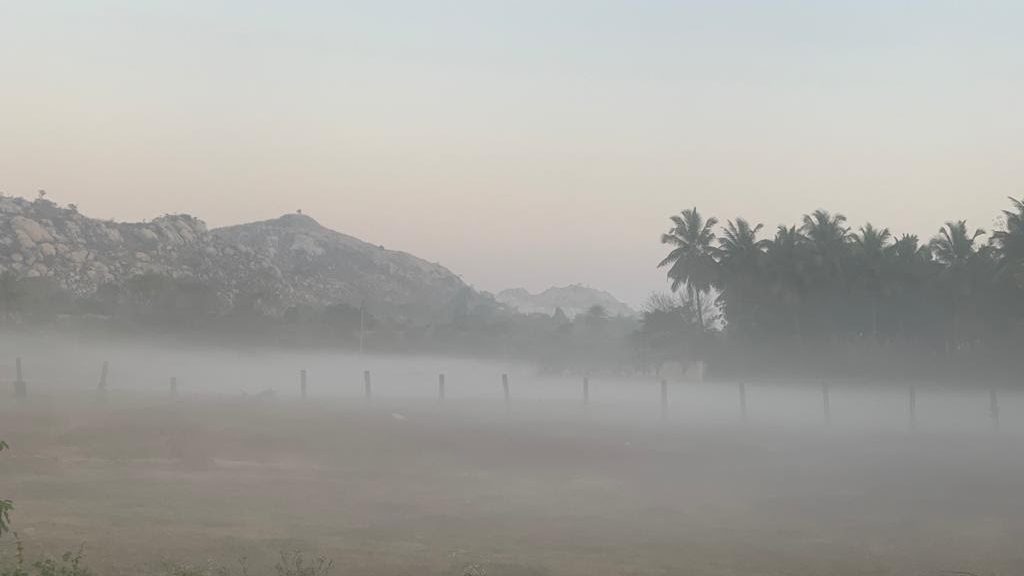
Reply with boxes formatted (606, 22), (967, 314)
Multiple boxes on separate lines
(300, 369), (307, 398)
(908, 385), (917, 431)
(98, 361), (109, 390)
(990, 388), (1000, 432)
(583, 376), (590, 406)
(739, 381), (747, 423)
(170, 376), (178, 398)
(13, 356), (26, 399)
(660, 379), (668, 422)
(97, 360), (109, 401)
(364, 370), (372, 400)
(502, 373), (510, 412)
(821, 381), (831, 426)
(438, 373), (446, 401)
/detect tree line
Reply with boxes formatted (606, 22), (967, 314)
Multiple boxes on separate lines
(656, 198), (1024, 383)
(0, 268), (639, 373)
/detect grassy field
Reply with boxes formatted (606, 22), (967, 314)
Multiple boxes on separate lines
(3, 390), (1024, 576)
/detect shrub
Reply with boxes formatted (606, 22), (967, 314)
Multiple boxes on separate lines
(1, 441), (11, 537)
(274, 551), (332, 576)
(0, 536), (92, 576)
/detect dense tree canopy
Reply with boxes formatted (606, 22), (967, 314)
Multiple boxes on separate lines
(659, 198), (1024, 382)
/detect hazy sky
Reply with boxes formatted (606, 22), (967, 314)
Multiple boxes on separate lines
(2, 1), (1022, 305)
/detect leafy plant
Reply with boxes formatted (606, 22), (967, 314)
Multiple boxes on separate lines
(29, 546), (93, 576)
(0, 537), (92, 576)
(1, 441), (11, 537)
(274, 551), (332, 576)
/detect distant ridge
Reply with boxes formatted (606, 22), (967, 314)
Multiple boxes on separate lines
(495, 284), (636, 318)
(0, 195), (472, 323)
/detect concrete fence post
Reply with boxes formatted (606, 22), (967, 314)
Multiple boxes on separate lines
(821, 381), (831, 426)
(660, 379), (669, 422)
(13, 357), (26, 399)
(908, 385), (917, 431)
(739, 381), (747, 423)
(97, 361), (109, 401)
(990, 388), (1000, 432)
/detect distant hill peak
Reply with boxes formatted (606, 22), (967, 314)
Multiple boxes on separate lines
(272, 212), (324, 230)
(0, 195), (471, 324)
(496, 284), (635, 318)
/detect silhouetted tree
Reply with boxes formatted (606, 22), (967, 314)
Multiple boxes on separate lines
(659, 208), (718, 330)
(716, 218), (769, 338)
(657, 198), (1024, 381)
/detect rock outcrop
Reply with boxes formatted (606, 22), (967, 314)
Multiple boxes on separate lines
(0, 196), (469, 323)
(212, 213), (468, 322)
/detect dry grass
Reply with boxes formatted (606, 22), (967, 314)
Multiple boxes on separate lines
(3, 391), (1024, 575)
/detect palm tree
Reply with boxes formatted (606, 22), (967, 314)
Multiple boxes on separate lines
(992, 197), (1024, 286)
(930, 221), (987, 352)
(892, 233), (924, 262)
(931, 220), (985, 268)
(800, 209), (850, 279)
(659, 208), (719, 329)
(853, 223), (892, 257)
(717, 218), (769, 336)
(653, 201), (1024, 380)
(851, 223), (892, 340)
(717, 219), (769, 267)
(799, 210), (851, 339)
(888, 234), (936, 341)
(765, 225), (809, 342)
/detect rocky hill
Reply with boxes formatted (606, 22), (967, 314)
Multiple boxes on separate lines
(496, 284), (636, 318)
(0, 195), (471, 323)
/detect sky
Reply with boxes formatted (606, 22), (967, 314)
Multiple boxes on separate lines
(2, 1), (1023, 306)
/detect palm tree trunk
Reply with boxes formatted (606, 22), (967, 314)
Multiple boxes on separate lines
(951, 305), (960, 354)
(792, 301), (803, 346)
(872, 299), (879, 343)
(695, 290), (705, 331)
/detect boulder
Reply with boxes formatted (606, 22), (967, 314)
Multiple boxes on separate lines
(11, 216), (54, 244)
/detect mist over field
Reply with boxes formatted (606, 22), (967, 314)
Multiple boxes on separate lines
(3, 331), (1022, 435)
(4, 329), (1024, 576)
(5, 137), (1024, 576)
(6, 1), (1024, 575)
